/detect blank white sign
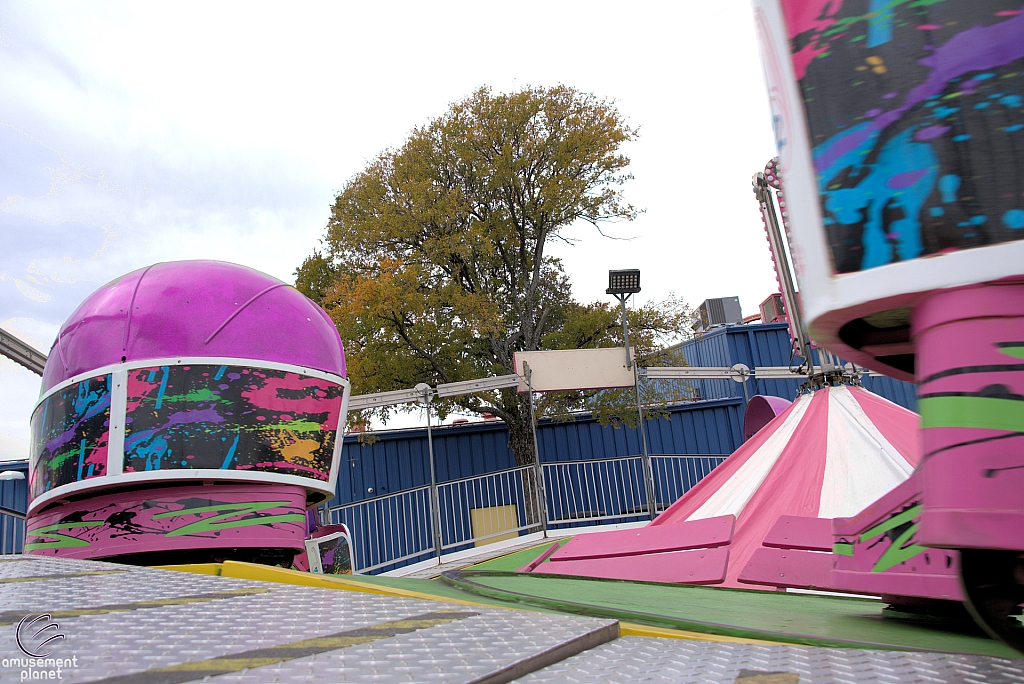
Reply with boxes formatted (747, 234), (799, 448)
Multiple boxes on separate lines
(513, 348), (635, 393)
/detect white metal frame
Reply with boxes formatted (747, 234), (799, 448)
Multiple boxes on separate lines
(28, 356), (350, 515)
(304, 525), (354, 574)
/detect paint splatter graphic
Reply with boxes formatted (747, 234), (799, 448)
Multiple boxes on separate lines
(123, 364), (343, 481)
(24, 484), (307, 558)
(317, 534), (353, 574)
(29, 375), (111, 498)
(786, 0), (1024, 272)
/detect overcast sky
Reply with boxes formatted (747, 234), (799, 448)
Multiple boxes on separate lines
(0, 1), (778, 460)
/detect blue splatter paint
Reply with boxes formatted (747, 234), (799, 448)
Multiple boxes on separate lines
(1004, 209), (1024, 229)
(952, 134), (972, 142)
(815, 126), (938, 269)
(76, 439), (86, 481)
(1006, 124), (1024, 132)
(975, 102), (992, 109)
(155, 366), (170, 409)
(939, 175), (961, 203)
(974, 73), (996, 81)
(970, 215), (987, 225)
(934, 106), (960, 118)
(867, 0), (893, 47)
(214, 365), (227, 381)
(930, 207), (945, 217)
(1000, 94), (1023, 108)
(221, 434), (240, 469)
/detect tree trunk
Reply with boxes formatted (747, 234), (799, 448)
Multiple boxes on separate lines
(505, 393), (545, 528)
(505, 395), (536, 468)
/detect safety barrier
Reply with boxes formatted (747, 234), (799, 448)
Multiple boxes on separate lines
(0, 506), (25, 555)
(543, 456), (649, 525)
(326, 454), (727, 573)
(327, 485), (434, 574)
(437, 465), (543, 552)
(650, 455), (728, 513)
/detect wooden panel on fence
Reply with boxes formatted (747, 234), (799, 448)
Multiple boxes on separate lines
(471, 504), (518, 547)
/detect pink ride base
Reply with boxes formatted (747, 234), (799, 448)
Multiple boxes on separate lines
(915, 279), (1024, 551)
(739, 475), (963, 602)
(24, 483), (309, 560)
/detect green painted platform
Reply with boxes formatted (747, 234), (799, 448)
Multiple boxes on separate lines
(286, 540), (1019, 658)
(439, 570), (1018, 658)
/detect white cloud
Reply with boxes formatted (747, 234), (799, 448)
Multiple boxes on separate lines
(0, 0), (780, 442)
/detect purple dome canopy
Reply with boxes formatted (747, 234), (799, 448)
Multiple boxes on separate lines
(42, 260), (345, 391)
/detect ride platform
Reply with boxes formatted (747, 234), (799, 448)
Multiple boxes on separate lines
(3, 551), (1024, 683)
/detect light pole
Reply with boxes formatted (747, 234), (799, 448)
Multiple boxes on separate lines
(606, 270), (656, 520)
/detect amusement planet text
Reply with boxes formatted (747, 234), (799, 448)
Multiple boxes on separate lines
(3, 655), (78, 681)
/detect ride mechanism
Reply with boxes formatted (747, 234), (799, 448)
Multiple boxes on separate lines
(749, 0), (1024, 652)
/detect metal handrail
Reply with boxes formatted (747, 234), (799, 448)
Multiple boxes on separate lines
(326, 453), (728, 574)
(436, 465), (542, 552)
(333, 483), (431, 508)
(434, 463), (534, 488)
(0, 505), (26, 520)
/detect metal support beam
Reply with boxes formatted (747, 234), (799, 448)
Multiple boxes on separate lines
(417, 383), (443, 565)
(524, 363), (548, 537)
(634, 366), (655, 520)
(644, 366), (810, 381)
(435, 374), (520, 398)
(349, 374), (523, 412)
(0, 327), (47, 376)
(348, 387), (432, 412)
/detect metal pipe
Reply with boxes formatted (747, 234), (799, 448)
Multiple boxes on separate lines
(525, 363), (549, 537)
(635, 367), (656, 520)
(421, 384), (442, 564)
(618, 294), (632, 370)
(754, 170), (814, 376)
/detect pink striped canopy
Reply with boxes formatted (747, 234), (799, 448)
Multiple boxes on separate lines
(652, 385), (921, 587)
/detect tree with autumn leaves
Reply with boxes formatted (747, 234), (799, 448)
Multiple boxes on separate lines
(296, 85), (691, 468)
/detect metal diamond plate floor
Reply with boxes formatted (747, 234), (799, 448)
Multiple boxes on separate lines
(3, 555), (1024, 683)
(512, 636), (1024, 684)
(0, 555), (615, 683)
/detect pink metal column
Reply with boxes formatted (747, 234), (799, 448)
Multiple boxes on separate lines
(915, 279), (1024, 552)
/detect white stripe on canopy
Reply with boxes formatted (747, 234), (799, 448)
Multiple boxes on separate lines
(818, 385), (915, 519)
(686, 392), (814, 521)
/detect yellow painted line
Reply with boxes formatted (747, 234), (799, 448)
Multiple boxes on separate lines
(161, 657), (284, 671)
(154, 562), (223, 576)
(175, 562), (799, 647)
(619, 622), (788, 645)
(0, 569), (125, 584)
(87, 610), (476, 684)
(0, 588), (268, 625)
(217, 560), (498, 608)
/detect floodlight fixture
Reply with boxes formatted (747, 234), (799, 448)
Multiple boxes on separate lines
(606, 269), (641, 295)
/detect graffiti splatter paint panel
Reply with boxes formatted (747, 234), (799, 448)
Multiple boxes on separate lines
(307, 528), (354, 575)
(786, 0), (1024, 273)
(29, 375), (111, 498)
(124, 364), (343, 481)
(24, 483), (308, 559)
